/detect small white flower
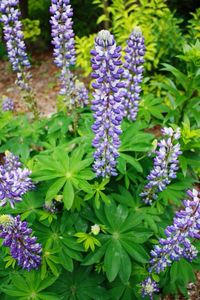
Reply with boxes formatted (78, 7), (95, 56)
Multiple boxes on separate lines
(91, 224), (100, 235)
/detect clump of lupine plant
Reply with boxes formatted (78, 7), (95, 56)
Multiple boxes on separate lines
(91, 30), (125, 177)
(123, 27), (145, 121)
(50, 0), (86, 110)
(141, 189), (200, 299)
(0, 0), (38, 118)
(140, 127), (182, 204)
(2, 97), (14, 111)
(0, 214), (42, 271)
(0, 151), (34, 208)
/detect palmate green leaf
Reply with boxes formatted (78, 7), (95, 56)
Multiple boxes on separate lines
(4, 255), (16, 269)
(84, 179), (110, 208)
(34, 221), (83, 279)
(120, 123), (153, 153)
(74, 232), (101, 251)
(2, 271), (59, 299)
(49, 267), (109, 300)
(32, 146), (94, 210)
(83, 201), (150, 282)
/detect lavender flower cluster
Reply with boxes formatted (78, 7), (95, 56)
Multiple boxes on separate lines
(50, 0), (75, 69)
(2, 97), (14, 111)
(50, 0), (76, 103)
(0, 0), (31, 91)
(74, 80), (89, 107)
(0, 214), (42, 270)
(141, 189), (200, 299)
(0, 151), (34, 208)
(140, 127), (182, 204)
(124, 27), (145, 120)
(91, 30), (125, 177)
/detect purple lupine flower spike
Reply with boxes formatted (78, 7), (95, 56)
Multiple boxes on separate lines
(0, 151), (34, 208)
(91, 30), (125, 177)
(141, 189), (200, 298)
(50, 0), (76, 69)
(124, 27), (145, 120)
(50, 0), (78, 107)
(140, 127), (182, 204)
(2, 98), (14, 111)
(0, 0), (31, 91)
(0, 214), (42, 270)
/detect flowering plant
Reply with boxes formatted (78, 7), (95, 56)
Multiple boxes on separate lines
(0, 1), (199, 299)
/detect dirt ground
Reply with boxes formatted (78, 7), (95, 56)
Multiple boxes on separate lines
(0, 52), (59, 116)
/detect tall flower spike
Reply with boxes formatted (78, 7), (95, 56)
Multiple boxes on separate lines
(141, 189), (200, 298)
(123, 27), (145, 120)
(91, 30), (125, 177)
(50, 0), (81, 109)
(0, 0), (38, 118)
(140, 127), (182, 204)
(0, 151), (34, 208)
(0, 214), (42, 270)
(0, 0), (31, 90)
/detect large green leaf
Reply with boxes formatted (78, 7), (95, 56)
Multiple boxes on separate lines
(63, 181), (74, 210)
(104, 241), (121, 282)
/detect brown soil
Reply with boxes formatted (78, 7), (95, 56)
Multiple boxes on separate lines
(0, 52), (59, 116)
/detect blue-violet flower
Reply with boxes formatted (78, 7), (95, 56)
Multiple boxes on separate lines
(2, 97), (14, 111)
(0, 214), (42, 270)
(91, 30), (125, 177)
(140, 127), (182, 204)
(0, 151), (34, 208)
(123, 27), (145, 120)
(50, 0), (77, 106)
(0, 0), (31, 91)
(141, 277), (159, 300)
(141, 189), (200, 298)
